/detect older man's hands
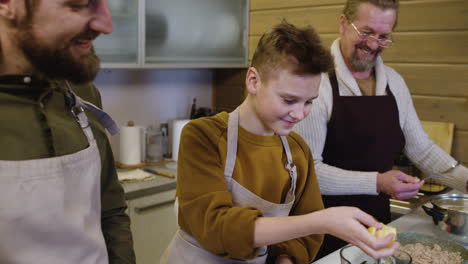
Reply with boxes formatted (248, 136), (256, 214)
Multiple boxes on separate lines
(377, 170), (424, 200)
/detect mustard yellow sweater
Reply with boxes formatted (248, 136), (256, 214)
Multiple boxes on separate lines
(177, 112), (324, 263)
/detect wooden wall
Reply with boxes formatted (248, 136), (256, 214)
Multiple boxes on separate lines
(247, 0), (468, 165)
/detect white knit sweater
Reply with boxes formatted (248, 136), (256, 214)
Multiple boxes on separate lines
(294, 38), (468, 195)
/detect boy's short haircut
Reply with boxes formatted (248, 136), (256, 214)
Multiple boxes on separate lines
(251, 20), (333, 82)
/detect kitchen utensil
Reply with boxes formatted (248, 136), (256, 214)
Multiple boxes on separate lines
(397, 233), (467, 261)
(142, 168), (175, 178)
(422, 193), (468, 236)
(339, 244), (412, 264)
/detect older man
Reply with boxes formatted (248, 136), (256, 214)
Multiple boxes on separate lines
(0, 0), (135, 263)
(295, 0), (468, 258)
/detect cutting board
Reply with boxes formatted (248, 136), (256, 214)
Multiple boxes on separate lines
(420, 121), (454, 192)
(421, 121), (454, 153)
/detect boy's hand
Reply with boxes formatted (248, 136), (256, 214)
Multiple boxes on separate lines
(321, 207), (399, 260)
(368, 224), (396, 248)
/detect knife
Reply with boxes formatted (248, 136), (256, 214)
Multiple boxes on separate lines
(142, 168), (175, 178)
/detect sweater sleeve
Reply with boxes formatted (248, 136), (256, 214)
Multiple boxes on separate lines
(388, 69), (468, 192)
(176, 119), (264, 260)
(294, 73), (378, 196)
(267, 134), (324, 263)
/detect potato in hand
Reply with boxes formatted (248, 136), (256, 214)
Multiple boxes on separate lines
(368, 224), (396, 247)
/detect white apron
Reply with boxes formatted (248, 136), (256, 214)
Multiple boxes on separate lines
(0, 88), (119, 264)
(161, 107), (298, 264)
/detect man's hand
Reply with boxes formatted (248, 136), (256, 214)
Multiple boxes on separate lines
(377, 170), (424, 200)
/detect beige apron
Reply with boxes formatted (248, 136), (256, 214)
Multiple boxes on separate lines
(161, 107), (298, 264)
(0, 89), (118, 264)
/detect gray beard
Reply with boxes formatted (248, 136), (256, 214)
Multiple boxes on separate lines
(351, 52), (377, 72)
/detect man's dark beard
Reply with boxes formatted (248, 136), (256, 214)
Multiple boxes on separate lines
(17, 28), (101, 84)
(351, 42), (383, 72)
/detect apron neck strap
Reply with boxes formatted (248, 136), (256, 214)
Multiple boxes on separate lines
(224, 107), (297, 195)
(64, 81), (120, 136)
(224, 107), (240, 178)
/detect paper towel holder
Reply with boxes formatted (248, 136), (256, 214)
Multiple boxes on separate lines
(119, 120), (146, 166)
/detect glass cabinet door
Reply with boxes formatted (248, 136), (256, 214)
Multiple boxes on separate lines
(94, 0), (140, 67)
(144, 0), (248, 68)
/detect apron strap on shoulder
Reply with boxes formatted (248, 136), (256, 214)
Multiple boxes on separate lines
(65, 81), (120, 135)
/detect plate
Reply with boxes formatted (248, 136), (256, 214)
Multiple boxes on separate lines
(397, 233), (467, 261)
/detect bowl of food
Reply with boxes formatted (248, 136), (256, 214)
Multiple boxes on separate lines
(397, 233), (466, 264)
(339, 244), (412, 264)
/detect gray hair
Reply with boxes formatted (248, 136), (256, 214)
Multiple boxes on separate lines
(343, 0), (399, 28)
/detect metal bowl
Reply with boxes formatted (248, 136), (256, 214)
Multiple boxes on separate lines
(339, 244), (412, 264)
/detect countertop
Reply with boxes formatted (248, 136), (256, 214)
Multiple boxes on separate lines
(119, 163), (177, 200)
(312, 189), (467, 264)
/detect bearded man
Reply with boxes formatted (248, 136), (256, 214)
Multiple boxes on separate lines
(294, 0), (468, 259)
(0, 0), (135, 263)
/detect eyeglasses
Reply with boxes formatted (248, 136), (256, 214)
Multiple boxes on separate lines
(349, 22), (393, 47)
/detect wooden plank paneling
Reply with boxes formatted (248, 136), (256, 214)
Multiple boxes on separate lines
(396, 0), (468, 31)
(249, 34), (338, 60)
(453, 131), (468, 164)
(247, 0), (468, 165)
(412, 96), (468, 130)
(387, 64), (468, 97)
(251, 0), (345, 11)
(383, 32), (468, 63)
(250, 32), (468, 63)
(251, 0), (419, 11)
(250, 6), (341, 35)
(250, 0), (468, 35)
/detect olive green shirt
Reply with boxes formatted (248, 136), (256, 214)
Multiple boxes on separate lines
(0, 75), (135, 264)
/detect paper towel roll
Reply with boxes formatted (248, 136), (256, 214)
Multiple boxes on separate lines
(171, 119), (190, 161)
(119, 126), (143, 165)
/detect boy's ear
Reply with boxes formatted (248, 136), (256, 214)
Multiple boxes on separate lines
(245, 67), (260, 96)
(0, 0), (16, 20)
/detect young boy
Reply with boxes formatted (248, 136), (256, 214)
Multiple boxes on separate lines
(161, 21), (398, 264)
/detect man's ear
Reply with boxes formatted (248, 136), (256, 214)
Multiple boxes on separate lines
(245, 67), (261, 96)
(339, 15), (346, 35)
(0, 0), (15, 20)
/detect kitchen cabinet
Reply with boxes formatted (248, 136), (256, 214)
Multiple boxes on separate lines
(95, 0), (249, 68)
(94, 1), (140, 67)
(126, 188), (177, 264)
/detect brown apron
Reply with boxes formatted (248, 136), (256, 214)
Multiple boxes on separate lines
(316, 72), (405, 258)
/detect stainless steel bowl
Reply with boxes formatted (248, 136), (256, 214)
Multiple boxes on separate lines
(422, 193), (468, 236)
